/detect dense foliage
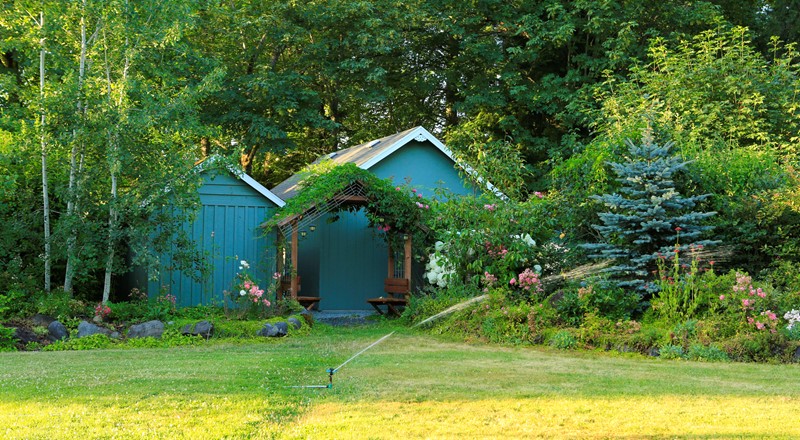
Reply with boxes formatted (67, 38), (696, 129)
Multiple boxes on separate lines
(1, 1), (800, 363)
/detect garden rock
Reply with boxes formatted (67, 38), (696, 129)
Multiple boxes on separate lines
(48, 320), (68, 341)
(256, 323), (279, 337)
(794, 347), (800, 362)
(127, 320), (164, 339)
(648, 348), (660, 357)
(288, 317), (302, 330)
(77, 321), (119, 338)
(274, 321), (288, 337)
(31, 314), (55, 327)
(181, 320), (214, 338)
(11, 326), (37, 346)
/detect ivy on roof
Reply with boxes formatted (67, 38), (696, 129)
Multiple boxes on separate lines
(264, 161), (431, 248)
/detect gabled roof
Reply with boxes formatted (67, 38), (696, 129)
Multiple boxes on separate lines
(271, 126), (504, 201)
(197, 156), (286, 207)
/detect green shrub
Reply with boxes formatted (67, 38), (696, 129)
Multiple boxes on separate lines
(123, 329), (203, 349)
(577, 280), (640, 321)
(44, 334), (116, 351)
(174, 303), (225, 320)
(108, 301), (150, 323)
(526, 300), (559, 344)
(720, 332), (791, 363)
(782, 326), (800, 342)
(0, 289), (30, 320)
(213, 320), (266, 339)
(553, 289), (584, 326)
(33, 291), (89, 320)
(549, 330), (578, 349)
(659, 344), (685, 360)
(628, 325), (664, 352)
(0, 325), (16, 352)
(578, 312), (618, 348)
(687, 344), (729, 362)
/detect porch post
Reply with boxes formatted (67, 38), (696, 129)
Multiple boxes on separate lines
(291, 218), (299, 299)
(276, 229), (284, 300)
(403, 234), (412, 283)
(387, 242), (395, 278)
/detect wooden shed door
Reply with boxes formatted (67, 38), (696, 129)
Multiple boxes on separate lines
(319, 209), (388, 310)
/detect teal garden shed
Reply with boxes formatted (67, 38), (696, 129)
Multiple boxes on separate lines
(147, 163), (285, 308)
(270, 126), (484, 311)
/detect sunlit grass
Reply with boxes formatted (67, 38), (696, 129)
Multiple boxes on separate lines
(1, 323), (799, 439)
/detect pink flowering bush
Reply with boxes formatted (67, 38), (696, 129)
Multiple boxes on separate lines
(425, 191), (566, 294)
(716, 272), (780, 334)
(224, 260), (277, 319)
(94, 303), (111, 321)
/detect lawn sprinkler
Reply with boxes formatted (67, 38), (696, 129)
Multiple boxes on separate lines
(287, 295), (494, 390)
(287, 368), (335, 389)
(288, 331), (396, 390)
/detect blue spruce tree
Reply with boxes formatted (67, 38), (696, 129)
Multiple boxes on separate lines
(583, 130), (717, 292)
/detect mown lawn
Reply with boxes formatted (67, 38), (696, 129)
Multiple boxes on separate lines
(1, 323), (799, 439)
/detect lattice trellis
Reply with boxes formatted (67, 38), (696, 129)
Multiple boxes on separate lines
(277, 181), (367, 238)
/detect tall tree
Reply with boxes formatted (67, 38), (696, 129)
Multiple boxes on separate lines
(37, 10), (51, 293)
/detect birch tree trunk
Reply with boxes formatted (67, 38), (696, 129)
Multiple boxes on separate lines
(101, 25), (128, 304)
(64, 0), (90, 294)
(39, 11), (51, 293)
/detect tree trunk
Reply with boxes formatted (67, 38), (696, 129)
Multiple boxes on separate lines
(64, 0), (89, 294)
(200, 136), (211, 158)
(101, 21), (129, 304)
(241, 145), (258, 174)
(39, 11), (51, 293)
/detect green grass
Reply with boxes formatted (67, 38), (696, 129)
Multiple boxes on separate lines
(1, 323), (799, 438)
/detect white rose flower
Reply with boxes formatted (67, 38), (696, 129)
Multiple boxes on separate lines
(239, 290), (246, 296)
(434, 241), (445, 252)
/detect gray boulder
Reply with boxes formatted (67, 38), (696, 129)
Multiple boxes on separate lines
(31, 314), (55, 327)
(257, 323), (279, 337)
(794, 346), (800, 362)
(77, 321), (119, 339)
(10, 326), (36, 345)
(193, 320), (213, 338)
(274, 321), (289, 337)
(181, 320), (214, 338)
(288, 317), (302, 330)
(127, 320), (164, 339)
(47, 320), (68, 341)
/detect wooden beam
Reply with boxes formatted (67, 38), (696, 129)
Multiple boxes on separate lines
(387, 242), (394, 278)
(276, 229), (284, 300)
(404, 234), (412, 283)
(290, 219), (299, 299)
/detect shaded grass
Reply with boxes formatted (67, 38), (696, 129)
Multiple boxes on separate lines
(1, 323), (799, 438)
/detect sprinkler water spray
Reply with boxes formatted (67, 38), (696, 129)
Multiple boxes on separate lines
(289, 262), (620, 390)
(289, 331), (397, 389)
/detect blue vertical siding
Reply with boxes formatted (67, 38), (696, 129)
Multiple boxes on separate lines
(148, 170), (278, 307)
(318, 208), (388, 310)
(369, 140), (474, 199)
